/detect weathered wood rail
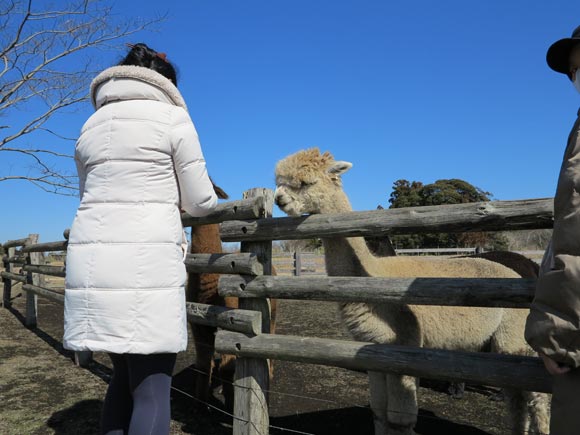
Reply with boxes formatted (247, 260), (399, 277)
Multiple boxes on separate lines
(1, 195), (267, 368)
(220, 197), (553, 241)
(2, 193), (555, 435)
(216, 331), (552, 393)
(219, 275), (537, 307)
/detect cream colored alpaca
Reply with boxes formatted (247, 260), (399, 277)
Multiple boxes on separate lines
(274, 148), (550, 435)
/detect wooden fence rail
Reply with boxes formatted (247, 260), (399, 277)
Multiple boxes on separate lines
(220, 197), (553, 242)
(215, 331), (551, 394)
(2, 238), (27, 308)
(2, 194), (555, 435)
(219, 275), (536, 308)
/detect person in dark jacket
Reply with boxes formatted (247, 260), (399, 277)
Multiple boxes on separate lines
(525, 25), (580, 435)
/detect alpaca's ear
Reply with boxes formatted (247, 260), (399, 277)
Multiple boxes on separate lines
(327, 161), (352, 176)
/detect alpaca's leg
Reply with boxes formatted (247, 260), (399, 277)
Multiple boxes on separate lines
(369, 371), (388, 435)
(504, 388), (530, 434)
(491, 310), (550, 434)
(191, 323), (216, 403)
(385, 374), (418, 435)
(526, 391), (550, 435)
(504, 389), (550, 435)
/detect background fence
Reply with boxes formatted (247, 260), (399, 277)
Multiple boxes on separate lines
(272, 248), (545, 277)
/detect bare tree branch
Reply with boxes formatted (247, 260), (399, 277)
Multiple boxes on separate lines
(36, 127), (77, 142)
(0, 0), (32, 59)
(0, 0), (164, 194)
(2, 147), (73, 159)
(1, 94), (87, 146)
(0, 175), (78, 195)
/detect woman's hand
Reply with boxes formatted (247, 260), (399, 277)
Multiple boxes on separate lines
(539, 352), (572, 375)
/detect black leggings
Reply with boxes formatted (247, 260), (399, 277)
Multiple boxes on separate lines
(100, 353), (177, 435)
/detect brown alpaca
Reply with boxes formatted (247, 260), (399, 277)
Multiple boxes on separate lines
(186, 182), (276, 411)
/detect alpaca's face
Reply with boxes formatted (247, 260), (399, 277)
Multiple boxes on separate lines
(274, 149), (353, 216)
(274, 176), (322, 216)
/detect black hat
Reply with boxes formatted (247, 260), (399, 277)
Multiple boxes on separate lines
(547, 25), (580, 75)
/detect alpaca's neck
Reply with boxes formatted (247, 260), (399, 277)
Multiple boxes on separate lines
(319, 190), (380, 276)
(322, 236), (378, 276)
(319, 189), (353, 214)
(190, 224), (223, 254)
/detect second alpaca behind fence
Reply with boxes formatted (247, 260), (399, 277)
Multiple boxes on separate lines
(186, 183), (277, 411)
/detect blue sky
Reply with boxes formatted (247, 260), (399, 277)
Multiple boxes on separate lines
(2, 0), (580, 243)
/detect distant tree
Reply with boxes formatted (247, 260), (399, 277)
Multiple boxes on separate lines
(387, 178), (508, 250)
(388, 179), (424, 208)
(0, 0), (162, 195)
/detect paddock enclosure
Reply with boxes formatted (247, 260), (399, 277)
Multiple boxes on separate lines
(2, 189), (555, 434)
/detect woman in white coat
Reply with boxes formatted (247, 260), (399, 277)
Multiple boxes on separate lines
(63, 43), (218, 435)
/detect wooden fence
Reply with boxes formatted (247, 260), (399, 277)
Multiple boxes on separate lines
(1, 194), (268, 366)
(215, 194), (554, 435)
(272, 251), (326, 276)
(272, 249), (476, 276)
(2, 192), (555, 435)
(272, 248), (544, 276)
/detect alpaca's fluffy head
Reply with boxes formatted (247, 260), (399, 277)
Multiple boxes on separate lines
(274, 148), (352, 216)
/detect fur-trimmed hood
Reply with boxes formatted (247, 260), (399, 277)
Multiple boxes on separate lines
(90, 65), (188, 111)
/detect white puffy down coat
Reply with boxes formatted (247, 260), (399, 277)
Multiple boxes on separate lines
(63, 65), (218, 354)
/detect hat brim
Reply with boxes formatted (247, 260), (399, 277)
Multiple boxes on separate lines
(547, 38), (580, 74)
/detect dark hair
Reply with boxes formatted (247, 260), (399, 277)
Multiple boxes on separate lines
(118, 43), (178, 86)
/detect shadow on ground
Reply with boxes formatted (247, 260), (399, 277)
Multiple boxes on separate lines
(3, 289), (513, 434)
(46, 400), (103, 435)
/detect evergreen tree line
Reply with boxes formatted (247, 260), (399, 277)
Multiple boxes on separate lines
(387, 178), (508, 250)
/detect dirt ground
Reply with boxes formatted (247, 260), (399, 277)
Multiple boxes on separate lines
(1, 279), (522, 435)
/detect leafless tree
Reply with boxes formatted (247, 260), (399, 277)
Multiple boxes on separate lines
(0, 0), (163, 195)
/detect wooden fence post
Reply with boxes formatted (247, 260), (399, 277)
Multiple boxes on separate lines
(293, 250), (301, 276)
(233, 188), (273, 435)
(24, 234), (40, 327)
(3, 245), (15, 308)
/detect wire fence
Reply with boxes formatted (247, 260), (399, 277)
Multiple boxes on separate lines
(179, 362), (546, 435)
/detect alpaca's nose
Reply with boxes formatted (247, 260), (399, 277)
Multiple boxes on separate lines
(274, 189), (286, 207)
(274, 193), (283, 207)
